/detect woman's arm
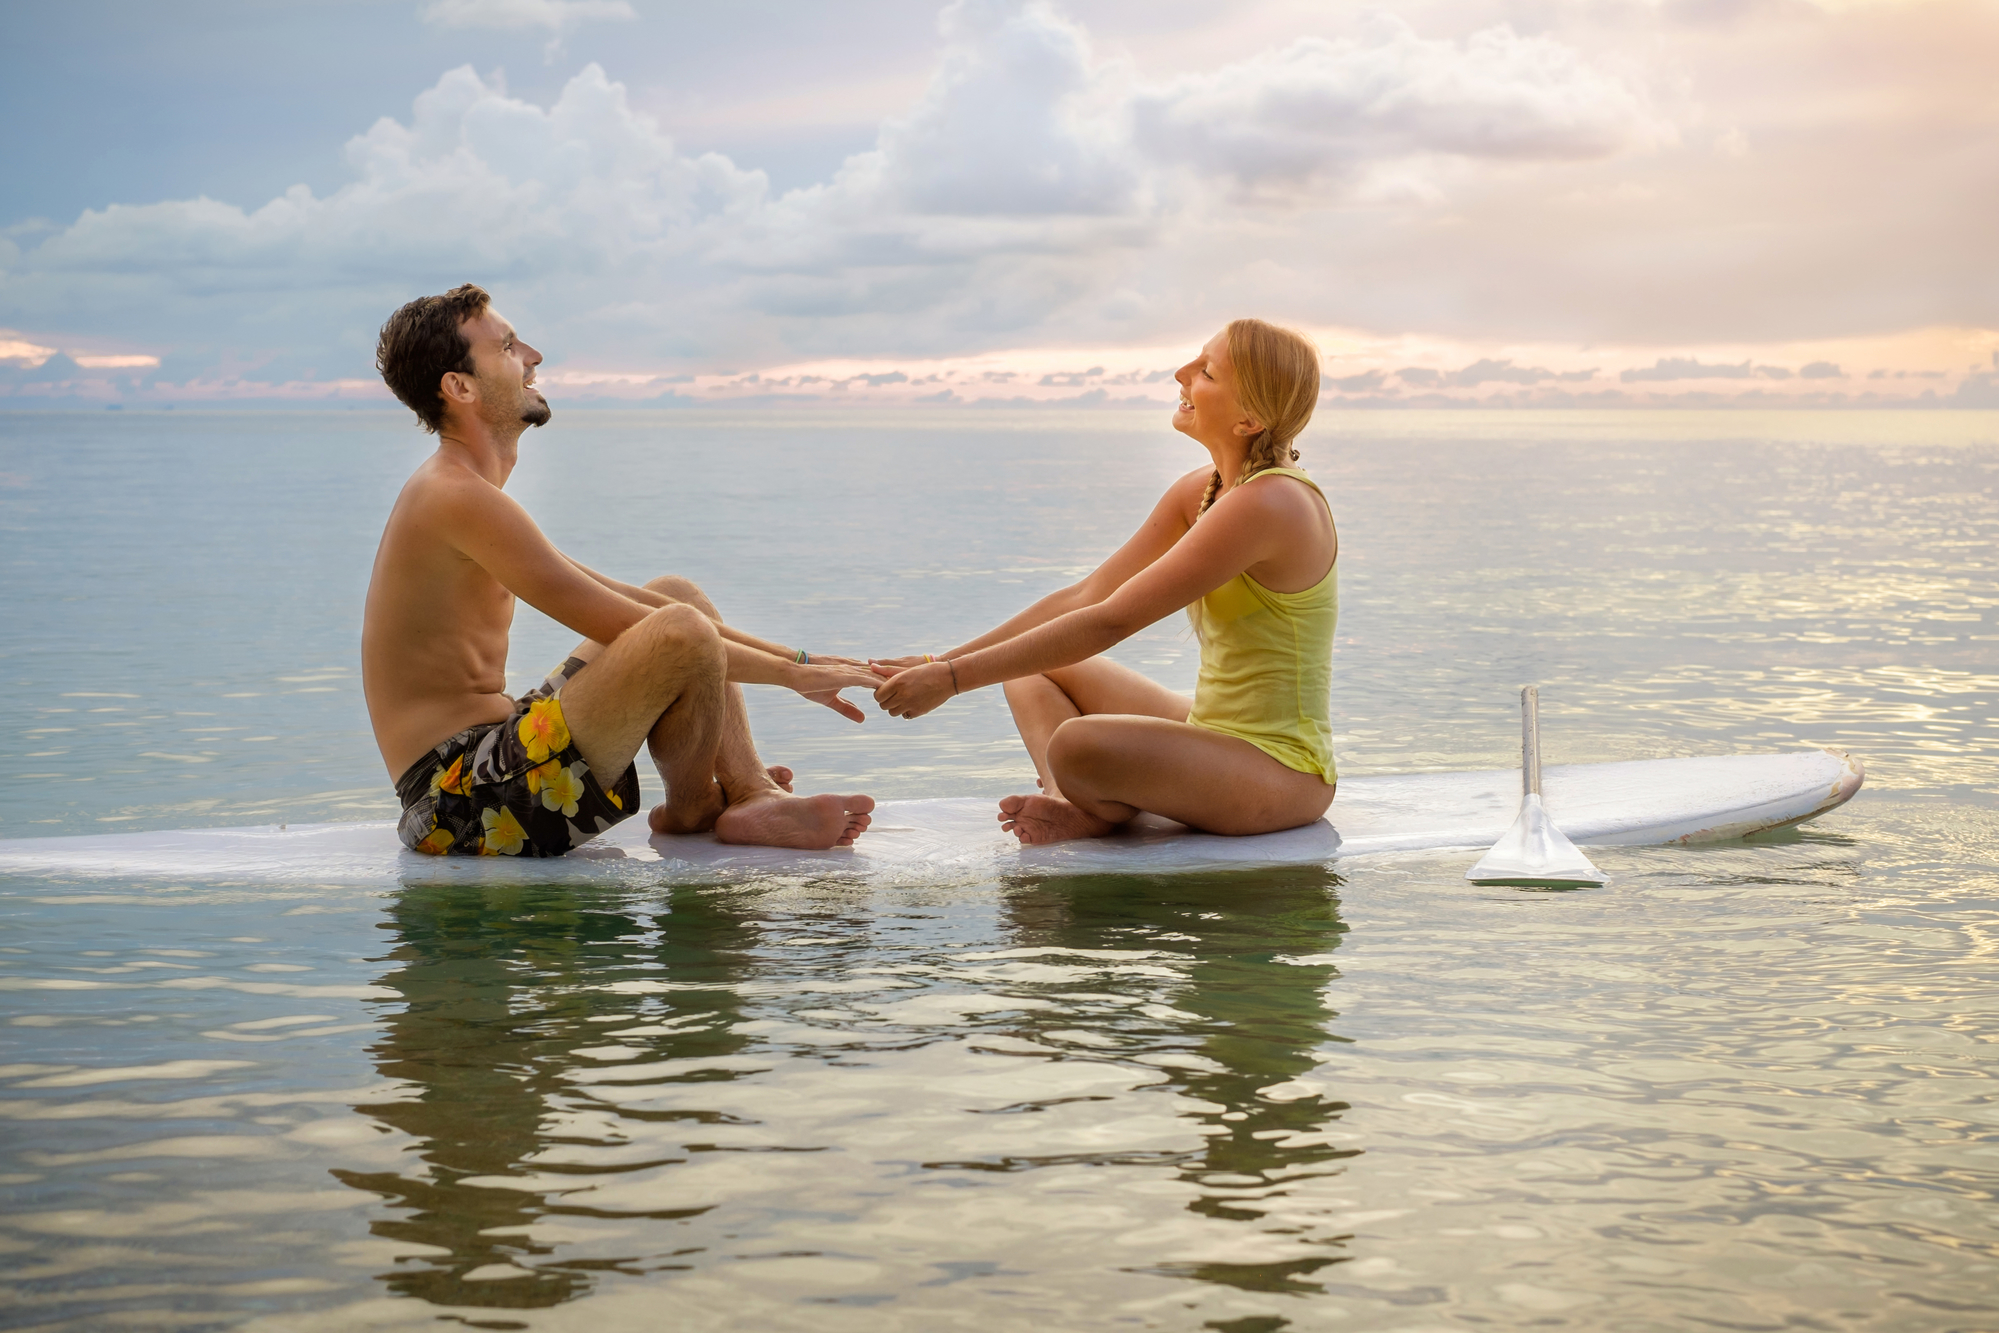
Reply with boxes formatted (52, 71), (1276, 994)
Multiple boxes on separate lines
(876, 478), (1291, 718)
(882, 468), (1211, 662)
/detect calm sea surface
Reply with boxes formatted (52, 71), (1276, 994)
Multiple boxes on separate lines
(1, 408), (1995, 1331)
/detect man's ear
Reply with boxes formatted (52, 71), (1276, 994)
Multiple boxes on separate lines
(439, 370), (479, 407)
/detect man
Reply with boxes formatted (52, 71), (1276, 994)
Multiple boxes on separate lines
(363, 283), (876, 857)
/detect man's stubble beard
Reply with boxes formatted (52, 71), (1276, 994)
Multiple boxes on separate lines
(522, 395), (552, 428)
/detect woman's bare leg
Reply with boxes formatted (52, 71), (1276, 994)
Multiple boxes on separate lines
(1002, 657), (1191, 800)
(999, 716), (1334, 845)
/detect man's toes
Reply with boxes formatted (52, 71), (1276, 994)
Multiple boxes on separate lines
(767, 765), (795, 793)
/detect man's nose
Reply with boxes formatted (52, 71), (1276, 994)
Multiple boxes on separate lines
(522, 341), (543, 365)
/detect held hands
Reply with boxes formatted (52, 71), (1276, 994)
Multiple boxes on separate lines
(871, 659), (956, 720)
(793, 657), (885, 723)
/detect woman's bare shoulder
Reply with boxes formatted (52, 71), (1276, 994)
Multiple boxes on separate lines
(1157, 466), (1212, 521)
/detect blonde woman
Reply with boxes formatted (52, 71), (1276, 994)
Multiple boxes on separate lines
(873, 319), (1338, 844)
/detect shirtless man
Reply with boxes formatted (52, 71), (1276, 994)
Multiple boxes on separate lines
(362, 283), (876, 857)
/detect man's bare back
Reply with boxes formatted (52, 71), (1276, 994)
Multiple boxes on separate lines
(364, 284), (877, 855)
(363, 453), (523, 780)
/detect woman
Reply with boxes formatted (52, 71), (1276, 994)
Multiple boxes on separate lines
(873, 318), (1338, 845)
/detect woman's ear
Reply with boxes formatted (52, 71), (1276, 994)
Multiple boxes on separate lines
(1233, 416), (1264, 438)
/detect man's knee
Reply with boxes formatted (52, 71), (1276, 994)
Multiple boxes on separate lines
(643, 602), (723, 666)
(645, 574), (719, 618)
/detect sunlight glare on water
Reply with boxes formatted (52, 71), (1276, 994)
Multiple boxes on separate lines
(1, 408), (1995, 1330)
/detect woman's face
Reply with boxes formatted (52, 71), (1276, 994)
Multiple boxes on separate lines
(1173, 329), (1251, 447)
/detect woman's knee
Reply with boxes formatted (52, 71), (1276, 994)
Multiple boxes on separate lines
(1002, 673), (1051, 706)
(1047, 715), (1114, 773)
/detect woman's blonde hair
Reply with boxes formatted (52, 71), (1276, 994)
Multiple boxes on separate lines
(1198, 318), (1321, 514)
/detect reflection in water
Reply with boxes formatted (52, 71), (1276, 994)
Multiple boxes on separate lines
(997, 866), (1356, 1303)
(336, 866), (1357, 1321)
(341, 879), (760, 1310)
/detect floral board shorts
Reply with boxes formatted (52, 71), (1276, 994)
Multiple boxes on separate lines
(394, 657), (641, 858)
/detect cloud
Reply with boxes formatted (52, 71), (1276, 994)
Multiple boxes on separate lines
(3, 0), (1994, 402)
(1621, 356), (1758, 382)
(0, 337), (58, 367)
(1799, 360), (1843, 378)
(419, 0), (635, 33)
(1133, 15), (1668, 188)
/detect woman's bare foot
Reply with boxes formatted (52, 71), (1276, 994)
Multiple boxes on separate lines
(648, 777), (727, 835)
(716, 791), (875, 849)
(767, 765), (794, 793)
(998, 793), (1115, 845)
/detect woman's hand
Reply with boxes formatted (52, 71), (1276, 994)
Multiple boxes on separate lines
(873, 660), (956, 720)
(868, 653), (940, 671)
(792, 662), (884, 723)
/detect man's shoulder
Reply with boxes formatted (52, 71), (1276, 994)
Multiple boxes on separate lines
(396, 454), (508, 526)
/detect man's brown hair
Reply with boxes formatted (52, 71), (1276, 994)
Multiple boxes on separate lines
(375, 284), (492, 433)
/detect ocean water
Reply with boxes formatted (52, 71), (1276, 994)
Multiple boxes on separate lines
(1, 407), (1995, 1331)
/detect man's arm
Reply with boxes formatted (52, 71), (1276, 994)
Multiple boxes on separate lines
(565, 557), (830, 663)
(433, 476), (858, 701)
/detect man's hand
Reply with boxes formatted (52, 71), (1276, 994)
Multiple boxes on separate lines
(793, 662), (884, 724)
(873, 660), (955, 720)
(868, 653), (937, 671)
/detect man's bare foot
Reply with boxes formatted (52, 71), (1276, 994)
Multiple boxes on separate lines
(649, 778), (727, 836)
(715, 790), (875, 849)
(768, 765), (794, 793)
(998, 793), (1116, 845)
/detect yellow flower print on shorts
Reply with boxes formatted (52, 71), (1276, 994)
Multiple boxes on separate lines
(518, 697), (570, 764)
(529, 758), (590, 818)
(480, 805), (528, 856)
(394, 656), (638, 858)
(415, 821), (457, 856)
(429, 754), (473, 798)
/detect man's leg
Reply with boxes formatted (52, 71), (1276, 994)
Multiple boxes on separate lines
(641, 575), (874, 849)
(559, 603), (731, 834)
(642, 576), (791, 800)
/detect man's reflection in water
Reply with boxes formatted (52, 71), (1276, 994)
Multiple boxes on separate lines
(338, 879), (760, 1312)
(1001, 865), (1356, 1301)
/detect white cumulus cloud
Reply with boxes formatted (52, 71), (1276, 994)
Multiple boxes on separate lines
(1132, 15), (1670, 187)
(45, 0), (1992, 396)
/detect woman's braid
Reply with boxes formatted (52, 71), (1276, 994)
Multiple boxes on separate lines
(1198, 431), (1301, 516)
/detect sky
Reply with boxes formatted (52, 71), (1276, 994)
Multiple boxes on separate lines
(2, 0), (1995, 409)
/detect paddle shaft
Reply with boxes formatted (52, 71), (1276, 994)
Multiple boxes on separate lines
(1521, 685), (1542, 797)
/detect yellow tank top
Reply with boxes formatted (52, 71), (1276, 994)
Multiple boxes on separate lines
(1184, 468), (1338, 782)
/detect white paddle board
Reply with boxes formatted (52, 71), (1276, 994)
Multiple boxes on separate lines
(0, 748), (1862, 888)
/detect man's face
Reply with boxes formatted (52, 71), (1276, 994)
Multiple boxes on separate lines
(458, 308), (550, 430)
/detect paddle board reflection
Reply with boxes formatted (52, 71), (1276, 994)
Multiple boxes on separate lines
(990, 865), (1360, 1296)
(338, 879), (763, 1310)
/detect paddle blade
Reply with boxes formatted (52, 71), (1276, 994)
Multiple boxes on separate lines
(1467, 793), (1605, 886)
